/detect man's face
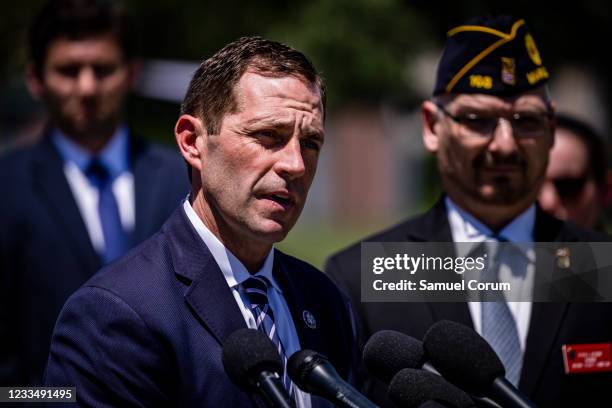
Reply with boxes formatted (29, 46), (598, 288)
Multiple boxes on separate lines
(428, 92), (553, 207)
(30, 34), (133, 140)
(538, 129), (600, 227)
(197, 72), (324, 246)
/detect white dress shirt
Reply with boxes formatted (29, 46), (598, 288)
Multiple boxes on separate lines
(445, 197), (535, 352)
(183, 200), (311, 408)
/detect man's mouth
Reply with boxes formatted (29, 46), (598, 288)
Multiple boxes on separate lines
(260, 192), (295, 209)
(483, 165), (522, 172)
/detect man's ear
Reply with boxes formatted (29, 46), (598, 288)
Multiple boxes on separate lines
(25, 63), (44, 100)
(175, 114), (206, 173)
(422, 100), (441, 153)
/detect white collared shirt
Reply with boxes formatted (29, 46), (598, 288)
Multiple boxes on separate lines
(183, 200), (310, 408)
(446, 197), (534, 351)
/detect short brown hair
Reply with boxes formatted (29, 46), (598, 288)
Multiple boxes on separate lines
(29, 0), (138, 76)
(181, 36), (325, 135)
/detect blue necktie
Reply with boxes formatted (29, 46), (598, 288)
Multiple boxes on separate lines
(480, 238), (523, 386)
(241, 276), (295, 397)
(86, 159), (128, 263)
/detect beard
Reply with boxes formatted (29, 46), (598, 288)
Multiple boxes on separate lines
(443, 150), (545, 206)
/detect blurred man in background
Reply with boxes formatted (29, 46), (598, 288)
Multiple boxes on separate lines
(0, 0), (187, 386)
(327, 15), (612, 407)
(538, 112), (610, 230)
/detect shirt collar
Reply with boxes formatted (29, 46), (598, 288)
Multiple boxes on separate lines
(445, 196), (535, 243)
(51, 125), (131, 179)
(182, 200), (279, 291)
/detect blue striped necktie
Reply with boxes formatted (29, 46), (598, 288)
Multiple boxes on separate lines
(480, 238), (523, 386)
(86, 159), (128, 263)
(241, 276), (295, 397)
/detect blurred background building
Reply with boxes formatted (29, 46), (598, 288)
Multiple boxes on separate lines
(2, 0), (612, 267)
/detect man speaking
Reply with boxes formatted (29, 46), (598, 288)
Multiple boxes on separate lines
(45, 36), (359, 407)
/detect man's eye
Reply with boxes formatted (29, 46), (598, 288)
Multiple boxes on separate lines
(56, 65), (80, 78)
(513, 113), (547, 130)
(255, 131), (284, 145)
(93, 65), (117, 79)
(257, 130), (279, 140)
(301, 139), (321, 152)
(458, 114), (495, 129)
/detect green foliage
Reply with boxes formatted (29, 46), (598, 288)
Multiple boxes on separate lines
(124, 0), (433, 106)
(267, 0), (433, 106)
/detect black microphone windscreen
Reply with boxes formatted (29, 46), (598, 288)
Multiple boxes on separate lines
(287, 349), (322, 390)
(222, 328), (283, 390)
(423, 320), (505, 393)
(363, 330), (425, 384)
(389, 368), (474, 408)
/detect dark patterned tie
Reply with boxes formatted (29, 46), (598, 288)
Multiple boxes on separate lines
(480, 238), (523, 386)
(86, 159), (128, 263)
(241, 276), (294, 396)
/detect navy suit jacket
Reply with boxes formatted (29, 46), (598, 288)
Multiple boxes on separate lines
(326, 198), (612, 408)
(0, 133), (188, 386)
(45, 208), (360, 407)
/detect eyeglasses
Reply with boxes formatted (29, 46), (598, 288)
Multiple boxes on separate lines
(552, 175), (589, 202)
(436, 103), (552, 138)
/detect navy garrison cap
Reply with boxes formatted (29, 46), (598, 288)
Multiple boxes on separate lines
(433, 15), (549, 96)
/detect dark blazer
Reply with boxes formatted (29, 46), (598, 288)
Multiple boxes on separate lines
(0, 133), (188, 386)
(325, 198), (612, 408)
(45, 207), (359, 407)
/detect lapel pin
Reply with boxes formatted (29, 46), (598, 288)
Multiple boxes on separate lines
(302, 310), (317, 329)
(555, 247), (571, 269)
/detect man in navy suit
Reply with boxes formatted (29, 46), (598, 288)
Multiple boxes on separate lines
(326, 16), (612, 407)
(0, 0), (187, 386)
(45, 36), (359, 407)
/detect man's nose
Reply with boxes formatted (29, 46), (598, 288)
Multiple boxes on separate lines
(487, 118), (519, 155)
(76, 67), (97, 96)
(276, 137), (306, 180)
(539, 181), (564, 215)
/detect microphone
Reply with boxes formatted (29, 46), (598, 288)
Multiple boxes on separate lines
(388, 368), (475, 408)
(363, 330), (427, 384)
(287, 349), (378, 408)
(222, 328), (295, 408)
(364, 330), (502, 408)
(423, 320), (537, 408)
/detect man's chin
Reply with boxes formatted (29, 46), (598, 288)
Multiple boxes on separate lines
(478, 186), (525, 205)
(253, 220), (293, 243)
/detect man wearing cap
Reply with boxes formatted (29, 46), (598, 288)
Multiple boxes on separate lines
(326, 16), (612, 407)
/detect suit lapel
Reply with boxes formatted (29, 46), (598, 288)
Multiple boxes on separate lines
(167, 208), (246, 345)
(520, 207), (571, 392)
(404, 197), (454, 243)
(520, 303), (568, 394)
(29, 136), (100, 276)
(411, 198), (474, 328)
(272, 254), (324, 353)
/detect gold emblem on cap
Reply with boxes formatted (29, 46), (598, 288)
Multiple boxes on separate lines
(501, 57), (516, 85)
(524, 33), (542, 66)
(556, 247), (571, 269)
(469, 75), (492, 89)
